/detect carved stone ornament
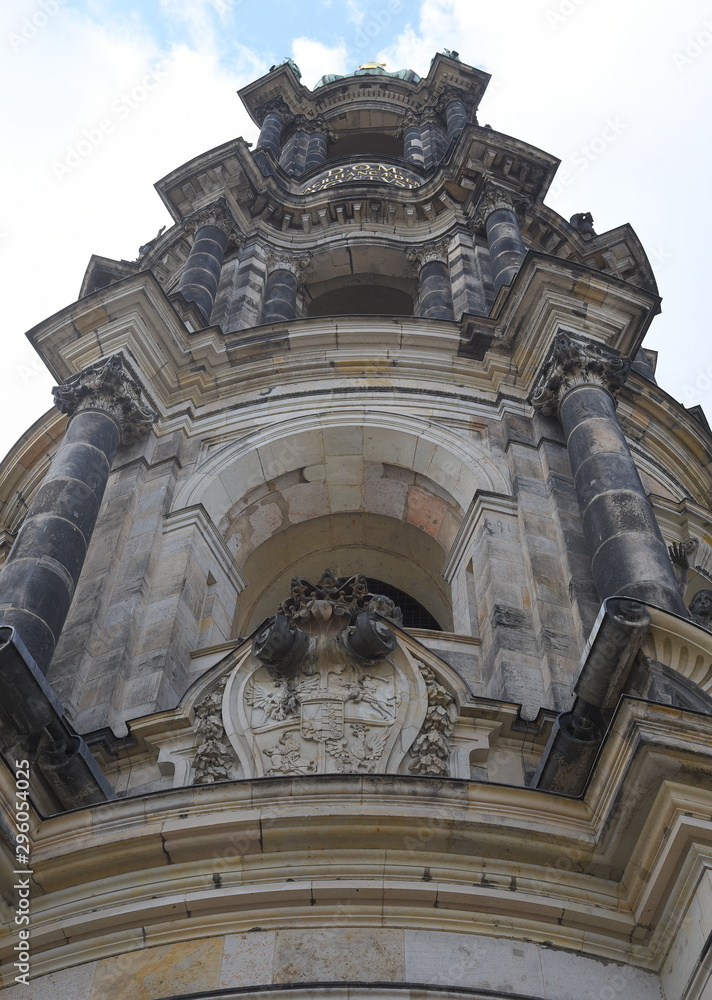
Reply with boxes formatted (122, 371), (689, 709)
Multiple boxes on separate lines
(689, 589), (712, 629)
(181, 570), (466, 782)
(397, 105), (440, 134)
(435, 85), (476, 119)
(407, 238), (451, 270)
(528, 332), (631, 416)
(254, 95), (294, 126)
(409, 661), (457, 775)
(191, 675), (238, 783)
(262, 249), (312, 276)
(570, 212), (597, 239)
(286, 113), (333, 139)
(470, 183), (530, 233)
(182, 197), (243, 246)
(52, 354), (156, 443)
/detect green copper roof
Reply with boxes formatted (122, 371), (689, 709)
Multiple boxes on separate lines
(315, 66), (421, 88)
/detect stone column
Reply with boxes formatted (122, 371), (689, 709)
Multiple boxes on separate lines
(176, 200), (240, 325)
(177, 226), (228, 323)
(256, 112), (283, 158)
(304, 129), (328, 172)
(530, 334), (687, 616)
(410, 242), (455, 321)
(259, 253), (309, 324)
(445, 97), (467, 141)
(402, 112), (425, 168)
(475, 186), (527, 297)
(0, 356), (155, 674)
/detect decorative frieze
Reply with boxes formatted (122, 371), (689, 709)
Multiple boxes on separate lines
(302, 162), (420, 194)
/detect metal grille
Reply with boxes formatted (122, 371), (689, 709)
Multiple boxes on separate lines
(366, 578), (442, 631)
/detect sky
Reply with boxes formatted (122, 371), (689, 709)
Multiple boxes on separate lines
(1, 0), (711, 461)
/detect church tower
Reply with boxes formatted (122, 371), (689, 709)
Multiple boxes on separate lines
(2, 51), (712, 1000)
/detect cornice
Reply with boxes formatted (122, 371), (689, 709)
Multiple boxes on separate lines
(4, 698), (712, 982)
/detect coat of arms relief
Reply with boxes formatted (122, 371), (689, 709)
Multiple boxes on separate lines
(190, 570), (459, 782)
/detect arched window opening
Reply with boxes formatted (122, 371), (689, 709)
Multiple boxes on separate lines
(366, 578), (442, 631)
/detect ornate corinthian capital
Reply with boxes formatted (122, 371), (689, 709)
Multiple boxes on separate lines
(263, 248), (312, 276)
(183, 197), (243, 246)
(52, 355), (157, 442)
(407, 238), (451, 270)
(529, 333), (631, 416)
(470, 183), (530, 233)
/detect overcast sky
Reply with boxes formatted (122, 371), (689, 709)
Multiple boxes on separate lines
(1, 0), (711, 460)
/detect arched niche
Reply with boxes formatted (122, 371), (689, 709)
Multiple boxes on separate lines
(234, 512), (453, 635)
(301, 243), (416, 318)
(324, 107), (404, 160)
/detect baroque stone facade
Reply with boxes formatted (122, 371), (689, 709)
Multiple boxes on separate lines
(1, 51), (712, 1000)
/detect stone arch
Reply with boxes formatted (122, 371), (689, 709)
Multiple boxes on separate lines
(173, 410), (509, 521)
(171, 411), (510, 636)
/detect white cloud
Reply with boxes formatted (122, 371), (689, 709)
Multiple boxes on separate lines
(0, 6), (266, 458)
(377, 0), (712, 411)
(292, 36), (349, 87)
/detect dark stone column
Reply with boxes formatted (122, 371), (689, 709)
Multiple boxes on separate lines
(445, 98), (467, 141)
(531, 334), (687, 616)
(304, 131), (328, 172)
(403, 124), (425, 167)
(410, 243), (455, 321)
(475, 187), (527, 297)
(256, 111), (283, 159)
(0, 356), (155, 674)
(259, 254), (308, 324)
(177, 224), (229, 323)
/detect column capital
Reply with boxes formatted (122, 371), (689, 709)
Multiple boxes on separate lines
(288, 113), (334, 139)
(182, 197), (243, 247)
(396, 106), (439, 135)
(470, 182), (530, 233)
(407, 238), (451, 270)
(52, 355), (156, 443)
(263, 248), (312, 276)
(254, 95), (293, 126)
(435, 86), (476, 116)
(529, 333), (631, 416)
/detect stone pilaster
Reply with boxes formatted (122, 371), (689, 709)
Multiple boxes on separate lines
(0, 356), (156, 674)
(409, 240), (455, 321)
(473, 184), (528, 296)
(259, 251), (310, 324)
(530, 333), (687, 615)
